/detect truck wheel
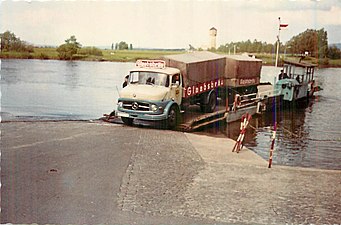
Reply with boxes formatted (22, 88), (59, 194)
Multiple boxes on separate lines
(207, 91), (217, 112)
(121, 117), (134, 126)
(167, 105), (179, 129)
(201, 91), (217, 113)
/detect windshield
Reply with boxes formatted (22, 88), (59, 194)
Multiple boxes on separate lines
(129, 71), (169, 87)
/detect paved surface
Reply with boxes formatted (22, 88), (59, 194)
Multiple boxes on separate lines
(1, 121), (216, 224)
(183, 134), (341, 224)
(1, 121), (340, 224)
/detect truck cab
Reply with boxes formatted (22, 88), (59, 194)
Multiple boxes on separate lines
(117, 60), (182, 129)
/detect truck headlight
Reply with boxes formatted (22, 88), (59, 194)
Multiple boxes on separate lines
(117, 101), (123, 108)
(151, 104), (158, 112)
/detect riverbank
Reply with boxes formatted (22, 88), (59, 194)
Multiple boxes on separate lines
(0, 48), (184, 62)
(1, 121), (340, 224)
(1, 47), (341, 67)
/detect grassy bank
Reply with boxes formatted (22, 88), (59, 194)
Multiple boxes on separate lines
(327, 58), (341, 67)
(1, 47), (341, 67)
(0, 47), (185, 62)
(101, 49), (185, 61)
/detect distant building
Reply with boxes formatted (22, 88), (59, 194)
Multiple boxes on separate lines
(209, 27), (217, 49)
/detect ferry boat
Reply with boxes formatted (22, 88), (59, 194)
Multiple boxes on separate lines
(275, 60), (318, 103)
(256, 60), (321, 112)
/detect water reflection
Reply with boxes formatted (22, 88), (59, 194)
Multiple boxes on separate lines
(64, 61), (80, 90)
(1, 61), (20, 84)
(251, 106), (311, 167)
(197, 95), (340, 170)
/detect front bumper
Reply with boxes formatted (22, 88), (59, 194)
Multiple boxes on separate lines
(117, 110), (168, 121)
(117, 98), (171, 121)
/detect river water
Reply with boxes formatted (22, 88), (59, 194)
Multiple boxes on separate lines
(1, 59), (340, 170)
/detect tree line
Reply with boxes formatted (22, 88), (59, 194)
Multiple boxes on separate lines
(215, 28), (341, 59)
(1, 29), (340, 61)
(112, 41), (133, 50)
(56, 37), (133, 60)
(217, 40), (275, 54)
(0, 31), (34, 53)
(0, 31), (135, 60)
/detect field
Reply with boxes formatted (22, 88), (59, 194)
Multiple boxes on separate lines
(101, 49), (185, 61)
(1, 47), (340, 67)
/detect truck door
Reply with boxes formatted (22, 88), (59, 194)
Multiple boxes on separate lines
(170, 73), (182, 105)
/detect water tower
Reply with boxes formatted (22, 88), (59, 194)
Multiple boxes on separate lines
(209, 27), (217, 49)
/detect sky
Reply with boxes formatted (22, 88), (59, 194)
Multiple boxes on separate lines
(1, 0), (341, 49)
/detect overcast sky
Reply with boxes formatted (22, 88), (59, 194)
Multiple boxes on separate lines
(1, 0), (341, 49)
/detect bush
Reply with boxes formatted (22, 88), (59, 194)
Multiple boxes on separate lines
(328, 45), (341, 59)
(57, 43), (79, 60)
(78, 47), (103, 56)
(318, 58), (329, 66)
(57, 35), (82, 60)
(39, 53), (49, 60)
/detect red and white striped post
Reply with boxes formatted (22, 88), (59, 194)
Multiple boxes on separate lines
(275, 17), (288, 67)
(232, 113), (252, 153)
(268, 122), (277, 168)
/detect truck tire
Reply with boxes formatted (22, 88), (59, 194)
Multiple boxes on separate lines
(121, 117), (134, 126)
(201, 91), (217, 113)
(166, 105), (179, 129)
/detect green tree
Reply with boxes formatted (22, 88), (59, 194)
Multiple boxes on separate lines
(286, 28), (328, 58)
(317, 29), (328, 58)
(217, 40), (276, 54)
(57, 35), (82, 60)
(65, 35), (81, 48)
(118, 41), (128, 50)
(217, 44), (227, 53)
(0, 30), (33, 52)
(328, 45), (341, 59)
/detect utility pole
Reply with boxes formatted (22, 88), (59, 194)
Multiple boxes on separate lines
(275, 17), (288, 67)
(0, 35), (3, 53)
(275, 17), (281, 67)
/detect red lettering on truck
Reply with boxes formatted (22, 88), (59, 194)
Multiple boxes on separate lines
(184, 79), (224, 98)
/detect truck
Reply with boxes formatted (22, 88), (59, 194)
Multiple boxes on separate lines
(116, 51), (262, 129)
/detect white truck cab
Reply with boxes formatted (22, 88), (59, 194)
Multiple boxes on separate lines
(117, 60), (182, 129)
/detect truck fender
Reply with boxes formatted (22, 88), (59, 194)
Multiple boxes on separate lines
(164, 101), (180, 118)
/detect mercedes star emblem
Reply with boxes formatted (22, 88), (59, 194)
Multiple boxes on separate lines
(132, 102), (139, 110)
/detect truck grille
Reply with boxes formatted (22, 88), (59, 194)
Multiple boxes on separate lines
(122, 101), (150, 111)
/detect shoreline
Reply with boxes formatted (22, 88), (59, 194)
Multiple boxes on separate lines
(2, 56), (341, 68)
(1, 49), (341, 68)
